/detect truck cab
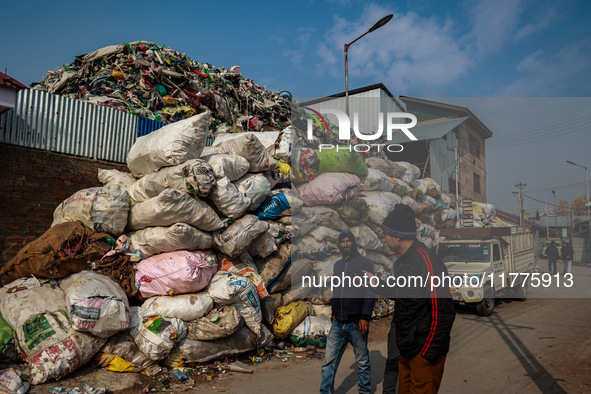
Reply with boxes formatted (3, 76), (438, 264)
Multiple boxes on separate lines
(436, 227), (535, 315)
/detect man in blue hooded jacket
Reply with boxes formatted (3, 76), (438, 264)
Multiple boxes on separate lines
(320, 230), (375, 394)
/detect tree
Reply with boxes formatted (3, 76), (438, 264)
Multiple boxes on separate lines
(572, 195), (588, 216)
(556, 200), (570, 216)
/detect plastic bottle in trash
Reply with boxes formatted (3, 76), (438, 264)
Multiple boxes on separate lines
(171, 369), (187, 382)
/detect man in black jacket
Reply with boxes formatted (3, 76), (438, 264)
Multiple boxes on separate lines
(561, 240), (574, 274)
(545, 240), (559, 274)
(320, 230), (375, 394)
(380, 204), (456, 394)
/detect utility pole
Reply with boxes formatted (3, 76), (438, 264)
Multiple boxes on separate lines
(553, 190), (558, 237)
(545, 202), (549, 238)
(447, 146), (461, 227)
(515, 182), (527, 227)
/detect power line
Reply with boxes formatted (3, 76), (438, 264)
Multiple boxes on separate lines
(488, 120), (591, 149)
(487, 114), (591, 145)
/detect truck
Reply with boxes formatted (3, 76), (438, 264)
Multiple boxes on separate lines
(435, 227), (535, 316)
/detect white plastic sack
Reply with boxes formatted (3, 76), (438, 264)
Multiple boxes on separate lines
(0, 282), (105, 385)
(350, 224), (389, 254)
(178, 326), (257, 363)
(214, 215), (269, 257)
(186, 305), (243, 341)
(212, 131), (280, 154)
(291, 315), (332, 339)
(217, 134), (279, 172)
(297, 173), (363, 207)
(207, 272), (262, 337)
(398, 161), (421, 184)
(307, 207), (348, 232)
(127, 188), (223, 232)
(98, 168), (136, 189)
(126, 112), (211, 177)
(234, 173), (272, 210)
(203, 154), (250, 181)
(208, 176), (251, 219)
(128, 159), (216, 203)
(52, 185), (130, 235)
(362, 168), (394, 192)
(308, 226), (340, 244)
(276, 125), (294, 161)
(359, 192), (402, 225)
(139, 293), (214, 322)
(248, 232), (278, 258)
(60, 271), (130, 338)
(129, 311), (187, 361)
(129, 223), (213, 259)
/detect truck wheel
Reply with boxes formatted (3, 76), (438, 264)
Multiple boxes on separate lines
(512, 282), (527, 301)
(475, 285), (495, 316)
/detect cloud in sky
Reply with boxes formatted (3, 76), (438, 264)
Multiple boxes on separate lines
(314, 4), (473, 95)
(309, 0), (582, 97)
(497, 39), (591, 96)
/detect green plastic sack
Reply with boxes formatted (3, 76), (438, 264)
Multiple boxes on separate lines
(314, 148), (368, 177)
(0, 313), (14, 349)
(288, 334), (326, 348)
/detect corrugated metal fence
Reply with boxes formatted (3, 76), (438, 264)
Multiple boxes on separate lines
(0, 89), (166, 163)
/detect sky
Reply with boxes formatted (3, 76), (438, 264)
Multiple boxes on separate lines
(2, 0), (591, 212)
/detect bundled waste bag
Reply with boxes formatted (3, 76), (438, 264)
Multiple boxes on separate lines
(289, 315), (332, 348)
(126, 112), (211, 177)
(208, 177), (251, 219)
(0, 222), (112, 281)
(135, 250), (218, 299)
(139, 293), (214, 322)
(52, 185), (130, 236)
(127, 188), (223, 232)
(203, 154), (250, 181)
(128, 158), (216, 203)
(0, 280), (105, 385)
(315, 148), (368, 177)
(98, 168), (137, 190)
(129, 308), (187, 361)
(186, 305), (243, 341)
(298, 173), (363, 207)
(60, 271), (130, 338)
(216, 134), (279, 172)
(129, 223), (213, 259)
(273, 301), (309, 339)
(207, 272), (262, 338)
(178, 326), (258, 363)
(95, 332), (157, 373)
(213, 215), (269, 257)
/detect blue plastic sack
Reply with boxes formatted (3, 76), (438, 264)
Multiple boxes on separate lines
(257, 193), (290, 220)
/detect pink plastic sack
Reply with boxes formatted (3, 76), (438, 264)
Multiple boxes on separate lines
(135, 250), (218, 299)
(297, 172), (363, 207)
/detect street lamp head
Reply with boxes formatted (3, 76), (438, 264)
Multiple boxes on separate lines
(368, 14), (394, 32)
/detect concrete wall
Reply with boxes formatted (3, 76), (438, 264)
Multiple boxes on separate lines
(0, 143), (128, 266)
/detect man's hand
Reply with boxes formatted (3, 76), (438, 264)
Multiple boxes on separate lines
(359, 319), (369, 334)
(362, 270), (379, 287)
(331, 315), (335, 322)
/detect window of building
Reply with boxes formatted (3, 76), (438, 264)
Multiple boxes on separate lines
(473, 173), (481, 194)
(469, 134), (481, 157)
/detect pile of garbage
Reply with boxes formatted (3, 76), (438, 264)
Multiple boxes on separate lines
(31, 41), (291, 128)
(0, 43), (477, 391)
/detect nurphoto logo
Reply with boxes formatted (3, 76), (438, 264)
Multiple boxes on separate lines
(306, 109), (418, 153)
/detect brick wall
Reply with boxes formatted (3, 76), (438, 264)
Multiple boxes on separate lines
(0, 143), (128, 266)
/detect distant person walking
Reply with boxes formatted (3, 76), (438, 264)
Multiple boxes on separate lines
(545, 241), (559, 274)
(561, 240), (574, 275)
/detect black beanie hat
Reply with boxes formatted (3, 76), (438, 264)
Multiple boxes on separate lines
(381, 203), (417, 239)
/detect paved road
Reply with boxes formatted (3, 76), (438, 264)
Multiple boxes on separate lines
(214, 261), (591, 393)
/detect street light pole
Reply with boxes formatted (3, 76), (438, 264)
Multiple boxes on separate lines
(345, 14), (393, 117)
(553, 190), (557, 237)
(567, 160), (591, 262)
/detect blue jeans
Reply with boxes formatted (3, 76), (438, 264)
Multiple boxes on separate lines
(320, 320), (371, 393)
